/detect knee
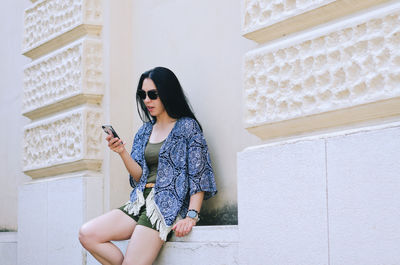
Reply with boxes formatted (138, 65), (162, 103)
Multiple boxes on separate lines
(78, 224), (97, 250)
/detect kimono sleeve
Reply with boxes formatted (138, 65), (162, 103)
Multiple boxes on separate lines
(187, 126), (217, 200)
(129, 125), (145, 188)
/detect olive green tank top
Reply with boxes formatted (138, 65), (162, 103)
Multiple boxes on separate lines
(144, 140), (165, 183)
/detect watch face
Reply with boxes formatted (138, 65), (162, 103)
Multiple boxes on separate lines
(187, 210), (197, 218)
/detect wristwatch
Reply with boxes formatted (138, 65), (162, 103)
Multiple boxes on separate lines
(186, 209), (200, 222)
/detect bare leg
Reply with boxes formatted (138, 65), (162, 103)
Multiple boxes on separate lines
(122, 225), (165, 265)
(79, 209), (137, 265)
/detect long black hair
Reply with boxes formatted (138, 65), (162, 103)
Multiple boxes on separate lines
(136, 66), (202, 131)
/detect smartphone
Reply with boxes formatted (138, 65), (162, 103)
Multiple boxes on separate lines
(101, 125), (120, 139)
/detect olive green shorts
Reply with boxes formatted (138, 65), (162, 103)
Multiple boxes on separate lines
(118, 187), (173, 241)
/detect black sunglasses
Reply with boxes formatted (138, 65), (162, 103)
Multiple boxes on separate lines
(137, 89), (158, 100)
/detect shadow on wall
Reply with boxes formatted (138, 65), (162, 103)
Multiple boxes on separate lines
(197, 204), (238, 226)
(0, 228), (17, 232)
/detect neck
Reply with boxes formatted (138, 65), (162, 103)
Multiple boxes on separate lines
(155, 112), (176, 127)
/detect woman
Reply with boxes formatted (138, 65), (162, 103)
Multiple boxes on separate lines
(79, 66), (217, 265)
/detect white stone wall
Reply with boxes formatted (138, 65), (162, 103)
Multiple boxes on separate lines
(238, 137), (328, 264)
(18, 0), (105, 264)
(18, 174), (103, 265)
(239, 0), (400, 264)
(0, 233), (17, 265)
(238, 123), (400, 265)
(0, 0), (30, 233)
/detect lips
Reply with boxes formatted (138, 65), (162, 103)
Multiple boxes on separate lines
(147, 106), (154, 112)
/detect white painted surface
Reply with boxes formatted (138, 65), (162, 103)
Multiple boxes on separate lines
(129, 0), (260, 211)
(0, 233), (17, 265)
(238, 123), (400, 264)
(18, 181), (48, 265)
(0, 0), (31, 231)
(18, 174), (102, 265)
(47, 178), (85, 264)
(237, 139), (329, 265)
(327, 126), (400, 265)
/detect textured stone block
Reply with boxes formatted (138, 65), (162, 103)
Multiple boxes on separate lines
(23, 0), (102, 58)
(243, 0), (332, 33)
(327, 126), (400, 265)
(237, 139), (328, 265)
(242, 0), (391, 43)
(23, 38), (103, 119)
(245, 5), (400, 138)
(23, 107), (103, 178)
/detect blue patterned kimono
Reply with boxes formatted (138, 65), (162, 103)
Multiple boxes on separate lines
(125, 117), (217, 239)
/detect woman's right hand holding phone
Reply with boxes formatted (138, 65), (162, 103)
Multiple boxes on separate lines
(106, 134), (126, 154)
(103, 127), (142, 181)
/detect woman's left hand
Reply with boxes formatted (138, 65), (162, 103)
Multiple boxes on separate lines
(172, 217), (197, 237)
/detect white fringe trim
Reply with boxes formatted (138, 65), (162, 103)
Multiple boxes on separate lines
(123, 189), (145, 216)
(145, 188), (182, 241)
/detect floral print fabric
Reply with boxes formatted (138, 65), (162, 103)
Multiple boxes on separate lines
(128, 117), (217, 226)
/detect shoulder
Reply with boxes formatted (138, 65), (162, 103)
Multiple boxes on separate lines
(177, 117), (201, 133)
(174, 117), (202, 139)
(135, 121), (153, 137)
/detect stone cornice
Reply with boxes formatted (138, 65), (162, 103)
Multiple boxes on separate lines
(243, 0), (391, 43)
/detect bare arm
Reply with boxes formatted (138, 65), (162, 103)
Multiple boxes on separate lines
(187, 191), (204, 213)
(172, 191), (205, 237)
(107, 135), (142, 182)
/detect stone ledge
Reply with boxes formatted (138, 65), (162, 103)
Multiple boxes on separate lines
(243, 0), (391, 43)
(247, 97), (400, 140)
(23, 94), (103, 120)
(0, 232), (17, 243)
(23, 24), (102, 60)
(169, 225), (238, 243)
(87, 226), (239, 265)
(24, 159), (102, 179)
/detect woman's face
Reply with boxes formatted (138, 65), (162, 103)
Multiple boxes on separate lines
(141, 78), (166, 118)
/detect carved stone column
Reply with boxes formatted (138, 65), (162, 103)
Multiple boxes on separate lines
(18, 1), (104, 264)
